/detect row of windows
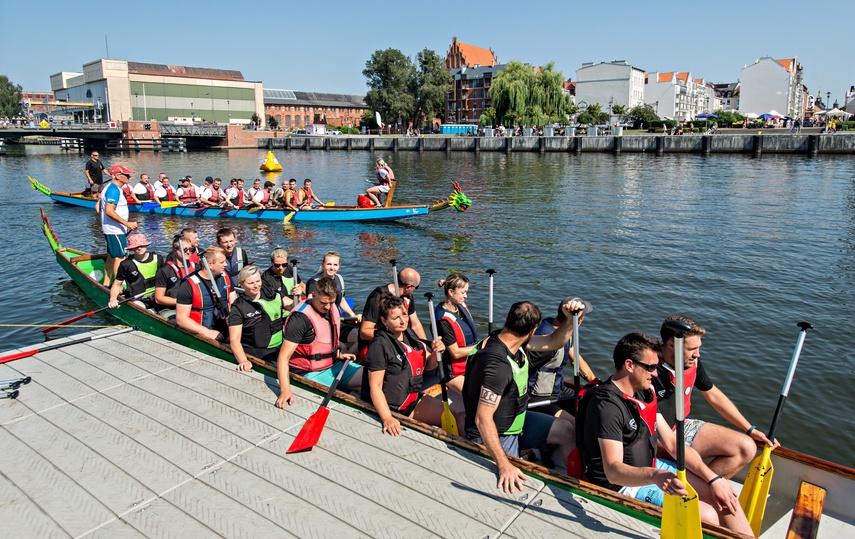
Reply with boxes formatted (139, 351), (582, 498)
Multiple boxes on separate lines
(129, 82), (255, 100)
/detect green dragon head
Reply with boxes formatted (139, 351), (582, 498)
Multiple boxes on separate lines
(430, 181), (472, 212)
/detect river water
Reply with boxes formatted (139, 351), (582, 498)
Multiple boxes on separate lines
(1, 145), (853, 466)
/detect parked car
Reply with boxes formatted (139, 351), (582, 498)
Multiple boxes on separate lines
(327, 129), (341, 135)
(293, 129), (307, 135)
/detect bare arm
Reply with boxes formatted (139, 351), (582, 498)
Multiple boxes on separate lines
(154, 286), (176, 308)
(175, 302), (222, 341)
(274, 340), (298, 408)
(599, 437), (681, 492)
(359, 319), (377, 342)
(475, 386), (527, 493)
(368, 369), (400, 436)
(228, 324), (252, 372)
(526, 299), (585, 352)
(567, 348), (597, 381)
(104, 202), (138, 231)
(107, 279), (124, 308)
(338, 296), (357, 318)
(409, 313), (426, 340)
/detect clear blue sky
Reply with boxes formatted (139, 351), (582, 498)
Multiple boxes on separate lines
(1, 0), (851, 106)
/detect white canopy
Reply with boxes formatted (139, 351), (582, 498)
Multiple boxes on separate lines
(744, 112), (759, 119)
(767, 110), (784, 118)
(826, 108), (847, 118)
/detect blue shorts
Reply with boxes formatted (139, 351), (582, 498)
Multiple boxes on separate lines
(302, 361), (361, 387)
(471, 411), (556, 458)
(104, 234), (128, 258)
(619, 459), (677, 507)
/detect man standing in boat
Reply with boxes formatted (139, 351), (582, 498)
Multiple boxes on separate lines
(653, 315), (777, 479)
(84, 150), (108, 197)
(99, 164), (138, 286)
(174, 246), (236, 342)
(581, 332), (753, 535)
(462, 299), (583, 494)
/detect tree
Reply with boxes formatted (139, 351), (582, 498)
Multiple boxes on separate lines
(250, 112), (262, 128)
(577, 103), (609, 125)
(480, 107), (497, 126)
(0, 75), (22, 118)
(626, 103), (659, 125)
(488, 61), (571, 127)
(611, 104), (627, 121)
(363, 48), (414, 133)
(408, 49), (451, 128)
(713, 109), (743, 127)
(266, 115), (278, 130)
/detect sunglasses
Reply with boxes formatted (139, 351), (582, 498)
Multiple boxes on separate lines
(273, 263), (289, 268)
(630, 358), (659, 373)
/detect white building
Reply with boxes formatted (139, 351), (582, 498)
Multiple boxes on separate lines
(644, 71), (716, 120)
(738, 57), (804, 118)
(575, 60), (645, 115)
(845, 86), (855, 115)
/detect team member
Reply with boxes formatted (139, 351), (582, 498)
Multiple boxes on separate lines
(260, 247), (302, 314)
(229, 266), (285, 368)
(154, 176), (177, 202)
(270, 179), (287, 208)
(434, 272), (478, 394)
(306, 251), (359, 320)
(275, 277), (362, 408)
(121, 177), (141, 205)
(527, 297), (597, 418)
(225, 178), (248, 208)
(154, 236), (196, 317)
(107, 233), (162, 310)
(361, 294), (448, 436)
(247, 178), (262, 200)
(199, 176), (226, 207)
(176, 176), (199, 205)
(462, 299), (584, 494)
(296, 178), (325, 208)
(653, 315), (777, 478)
(251, 180), (274, 209)
(581, 333), (753, 535)
(174, 246), (236, 342)
(132, 173), (159, 203)
(365, 159), (395, 207)
(84, 150), (107, 196)
(99, 164), (138, 286)
(358, 267), (426, 361)
(216, 227), (249, 278)
(282, 178), (300, 212)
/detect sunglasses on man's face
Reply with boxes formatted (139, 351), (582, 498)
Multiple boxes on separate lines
(273, 263), (289, 268)
(630, 358), (658, 373)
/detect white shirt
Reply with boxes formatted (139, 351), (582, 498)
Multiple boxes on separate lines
(200, 186), (225, 202)
(99, 181), (129, 235)
(154, 184), (176, 199)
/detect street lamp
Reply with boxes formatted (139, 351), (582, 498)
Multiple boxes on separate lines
(826, 92), (831, 111)
(191, 102), (194, 122)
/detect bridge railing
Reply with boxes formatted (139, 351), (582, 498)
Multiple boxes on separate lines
(160, 124), (226, 137)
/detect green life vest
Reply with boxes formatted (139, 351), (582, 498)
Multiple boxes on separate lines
(505, 350), (529, 435)
(280, 275), (296, 315)
(130, 254), (160, 295)
(256, 294), (283, 348)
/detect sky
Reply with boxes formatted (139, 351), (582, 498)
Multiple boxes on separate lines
(1, 0), (852, 106)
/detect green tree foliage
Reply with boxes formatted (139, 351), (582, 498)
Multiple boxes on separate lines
(712, 109), (743, 127)
(0, 75), (23, 117)
(364, 48), (415, 131)
(611, 104), (627, 120)
(486, 61), (570, 127)
(577, 103), (609, 125)
(480, 107), (497, 126)
(626, 103), (659, 124)
(266, 115), (279, 130)
(408, 49), (451, 128)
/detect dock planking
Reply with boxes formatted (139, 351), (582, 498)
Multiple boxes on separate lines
(0, 330), (661, 538)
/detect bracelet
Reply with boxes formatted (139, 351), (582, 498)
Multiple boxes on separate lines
(746, 425), (756, 436)
(707, 475), (723, 486)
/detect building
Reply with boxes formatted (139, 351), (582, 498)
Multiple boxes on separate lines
(49, 59), (263, 125)
(738, 57), (804, 118)
(644, 72), (716, 120)
(710, 82), (740, 112)
(263, 89), (367, 131)
(443, 37), (502, 125)
(575, 60), (645, 113)
(845, 86), (855, 115)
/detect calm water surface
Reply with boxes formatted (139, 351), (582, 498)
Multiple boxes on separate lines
(1, 145), (853, 466)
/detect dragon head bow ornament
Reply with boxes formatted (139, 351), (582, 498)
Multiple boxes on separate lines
(429, 181), (472, 212)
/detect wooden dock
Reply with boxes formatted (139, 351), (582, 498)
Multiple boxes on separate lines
(0, 330), (661, 538)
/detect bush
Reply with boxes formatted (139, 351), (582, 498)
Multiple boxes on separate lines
(836, 121), (854, 131)
(650, 120), (678, 129)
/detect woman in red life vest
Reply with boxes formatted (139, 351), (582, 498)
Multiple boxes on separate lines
(366, 159), (395, 207)
(433, 273), (478, 394)
(360, 293), (449, 436)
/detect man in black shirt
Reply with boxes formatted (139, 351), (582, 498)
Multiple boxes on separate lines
(653, 314), (777, 479)
(582, 332), (752, 535)
(358, 267), (425, 361)
(84, 150), (107, 195)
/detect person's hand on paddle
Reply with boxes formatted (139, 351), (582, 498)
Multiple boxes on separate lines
(275, 385), (295, 408)
(236, 359), (252, 372)
(750, 428), (779, 449)
(559, 298), (586, 319)
(430, 337), (446, 355)
(497, 461), (527, 494)
(108, 297), (120, 309)
(708, 475), (740, 515)
(382, 415), (402, 436)
(654, 469), (688, 497)
(338, 352), (356, 362)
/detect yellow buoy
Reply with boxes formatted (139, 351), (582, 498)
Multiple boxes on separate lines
(260, 151), (283, 172)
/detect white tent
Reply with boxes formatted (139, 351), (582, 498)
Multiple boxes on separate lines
(744, 112), (759, 119)
(826, 108), (847, 118)
(767, 110), (784, 118)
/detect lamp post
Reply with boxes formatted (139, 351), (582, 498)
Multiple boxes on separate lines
(191, 102), (194, 122)
(826, 92), (831, 111)
(227, 100), (230, 123)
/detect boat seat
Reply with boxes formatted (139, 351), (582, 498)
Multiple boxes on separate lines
(786, 481), (826, 539)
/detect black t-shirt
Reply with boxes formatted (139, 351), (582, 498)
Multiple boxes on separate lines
(228, 294), (282, 349)
(261, 266), (301, 301)
(360, 327), (424, 403)
(154, 263), (183, 299)
(582, 380), (659, 491)
(462, 334), (525, 440)
(359, 286), (415, 350)
(86, 159), (106, 184)
(651, 358), (714, 428)
(282, 310), (323, 345)
(116, 253), (162, 297)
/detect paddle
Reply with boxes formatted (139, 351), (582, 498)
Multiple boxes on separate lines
(566, 309), (585, 479)
(0, 376), (32, 390)
(247, 206), (265, 214)
(424, 292), (459, 436)
(661, 319), (703, 539)
(290, 259), (300, 308)
(190, 205), (209, 214)
(739, 321), (813, 535)
(287, 357), (353, 453)
(486, 269), (496, 334)
(390, 259), (399, 297)
(0, 326), (137, 365)
(141, 201), (180, 210)
(284, 211), (295, 223)
(41, 290), (151, 333)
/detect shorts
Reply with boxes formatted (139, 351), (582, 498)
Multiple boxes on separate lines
(471, 411), (556, 459)
(684, 418), (705, 446)
(377, 184), (390, 193)
(302, 361), (361, 387)
(104, 234), (128, 258)
(619, 459), (677, 507)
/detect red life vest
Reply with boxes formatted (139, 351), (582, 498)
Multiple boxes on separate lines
(164, 187), (176, 202)
(122, 184), (136, 204)
(439, 307), (470, 378)
(259, 189), (270, 205)
(178, 185), (197, 204)
(229, 188), (245, 207)
(621, 390), (659, 466)
(207, 187), (220, 203)
(285, 189), (297, 207)
(166, 259), (193, 280)
(385, 337), (426, 412)
(136, 183), (155, 201)
(286, 300), (340, 372)
(663, 362), (698, 420)
(300, 188), (314, 206)
(185, 272), (233, 326)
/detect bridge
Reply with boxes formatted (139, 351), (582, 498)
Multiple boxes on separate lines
(0, 123), (226, 140)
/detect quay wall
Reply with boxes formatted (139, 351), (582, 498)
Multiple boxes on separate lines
(250, 133), (855, 155)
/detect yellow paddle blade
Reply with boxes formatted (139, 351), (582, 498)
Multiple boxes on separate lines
(739, 445), (774, 536)
(247, 206), (262, 214)
(441, 401), (459, 436)
(324, 202), (335, 207)
(284, 211), (295, 223)
(661, 469), (702, 539)
(160, 201), (180, 208)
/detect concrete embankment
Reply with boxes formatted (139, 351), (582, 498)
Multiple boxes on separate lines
(257, 133), (855, 155)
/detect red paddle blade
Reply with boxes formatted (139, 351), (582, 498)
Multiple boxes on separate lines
(41, 311), (94, 333)
(287, 406), (331, 453)
(566, 448), (583, 479)
(0, 349), (39, 365)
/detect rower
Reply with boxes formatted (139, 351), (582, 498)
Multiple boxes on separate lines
(199, 176), (226, 207)
(270, 178), (286, 208)
(154, 176), (177, 202)
(358, 267), (426, 362)
(282, 178), (300, 212)
(434, 272), (478, 394)
(225, 178), (248, 209)
(107, 233), (162, 310)
(652, 315), (778, 479)
(132, 173), (160, 204)
(216, 227), (249, 279)
(275, 276), (362, 409)
(229, 265), (286, 368)
(251, 180), (274, 209)
(297, 178), (325, 209)
(166, 228), (201, 267)
(260, 247), (302, 315)
(121, 177), (141, 205)
(306, 251), (359, 348)
(154, 236), (196, 318)
(247, 178), (262, 200)
(174, 246), (236, 342)
(366, 159), (395, 207)
(176, 176), (199, 205)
